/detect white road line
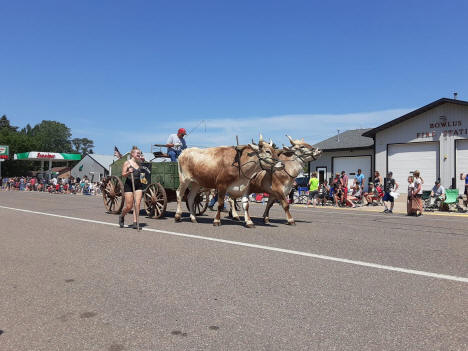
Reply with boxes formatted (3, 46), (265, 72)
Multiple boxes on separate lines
(1, 204), (467, 283)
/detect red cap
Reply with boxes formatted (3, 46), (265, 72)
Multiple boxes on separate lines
(178, 128), (187, 135)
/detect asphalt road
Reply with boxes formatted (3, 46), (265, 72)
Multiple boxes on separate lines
(0, 191), (467, 351)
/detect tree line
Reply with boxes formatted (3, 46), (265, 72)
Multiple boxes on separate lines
(0, 115), (95, 176)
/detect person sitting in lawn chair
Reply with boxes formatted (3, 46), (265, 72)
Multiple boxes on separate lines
(364, 182), (383, 206)
(346, 184), (363, 208)
(430, 180), (445, 208)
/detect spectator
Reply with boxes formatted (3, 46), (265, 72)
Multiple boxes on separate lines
(333, 182), (344, 206)
(373, 171), (383, 189)
(332, 173), (340, 187)
(460, 173), (468, 207)
(340, 171), (349, 202)
(354, 169), (365, 191)
(364, 182), (383, 206)
(383, 171), (398, 214)
(430, 180), (445, 206)
(407, 175), (416, 216)
(307, 172), (319, 207)
(413, 170), (423, 216)
(346, 184), (362, 208)
(19, 177), (25, 191)
(340, 171), (349, 188)
(317, 180), (330, 206)
(288, 180), (297, 204)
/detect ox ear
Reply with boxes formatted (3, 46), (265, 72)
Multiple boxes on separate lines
(249, 143), (260, 152)
(282, 144), (291, 151)
(286, 134), (296, 146)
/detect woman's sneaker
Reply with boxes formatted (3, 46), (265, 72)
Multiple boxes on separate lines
(128, 222), (139, 230)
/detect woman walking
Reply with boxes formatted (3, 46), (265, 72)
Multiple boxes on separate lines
(119, 146), (144, 229)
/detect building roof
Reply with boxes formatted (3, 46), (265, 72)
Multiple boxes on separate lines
(87, 154), (116, 171)
(314, 128), (374, 151)
(363, 98), (468, 137)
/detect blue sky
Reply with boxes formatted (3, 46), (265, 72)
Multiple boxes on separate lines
(1, 0), (467, 153)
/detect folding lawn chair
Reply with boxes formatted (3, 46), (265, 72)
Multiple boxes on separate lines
(441, 189), (460, 212)
(422, 190), (433, 211)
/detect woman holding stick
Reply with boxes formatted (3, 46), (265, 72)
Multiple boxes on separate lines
(119, 146), (144, 229)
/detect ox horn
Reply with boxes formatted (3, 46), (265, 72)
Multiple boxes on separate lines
(269, 138), (273, 147)
(259, 133), (264, 143)
(286, 134), (295, 146)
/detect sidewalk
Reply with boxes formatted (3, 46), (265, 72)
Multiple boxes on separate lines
(293, 196), (468, 217)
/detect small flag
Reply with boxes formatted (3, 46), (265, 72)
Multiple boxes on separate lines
(114, 146), (122, 159)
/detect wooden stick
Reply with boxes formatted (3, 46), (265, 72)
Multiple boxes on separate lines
(130, 171), (140, 231)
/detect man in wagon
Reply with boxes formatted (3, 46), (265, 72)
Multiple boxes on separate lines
(166, 128), (187, 161)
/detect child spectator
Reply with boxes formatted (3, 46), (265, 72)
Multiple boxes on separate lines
(307, 172), (319, 207)
(317, 180), (330, 206)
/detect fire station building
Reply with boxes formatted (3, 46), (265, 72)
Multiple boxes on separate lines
(310, 98), (468, 193)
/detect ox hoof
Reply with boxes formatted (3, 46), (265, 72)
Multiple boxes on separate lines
(174, 215), (182, 222)
(246, 223), (256, 228)
(190, 218), (198, 224)
(264, 218), (270, 224)
(234, 216), (241, 221)
(213, 221), (221, 227)
(287, 221), (296, 226)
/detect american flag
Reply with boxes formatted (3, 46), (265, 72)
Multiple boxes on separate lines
(114, 146), (122, 159)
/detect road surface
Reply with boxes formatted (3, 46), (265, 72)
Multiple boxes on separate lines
(0, 191), (467, 350)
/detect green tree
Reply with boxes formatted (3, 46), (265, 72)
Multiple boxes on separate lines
(0, 116), (93, 176)
(0, 115), (18, 131)
(71, 137), (95, 155)
(30, 120), (72, 152)
(0, 116), (38, 175)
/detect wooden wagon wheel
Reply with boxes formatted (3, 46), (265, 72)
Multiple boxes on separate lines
(186, 191), (209, 216)
(102, 176), (124, 214)
(144, 183), (167, 218)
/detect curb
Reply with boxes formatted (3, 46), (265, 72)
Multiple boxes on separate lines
(292, 204), (468, 218)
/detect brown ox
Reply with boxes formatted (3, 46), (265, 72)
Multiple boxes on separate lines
(230, 136), (322, 225)
(175, 140), (284, 227)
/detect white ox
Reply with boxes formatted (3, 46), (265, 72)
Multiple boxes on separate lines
(230, 136), (322, 225)
(175, 139), (284, 227)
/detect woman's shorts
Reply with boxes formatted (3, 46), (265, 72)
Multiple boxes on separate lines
(383, 192), (394, 202)
(309, 190), (318, 199)
(124, 181), (144, 193)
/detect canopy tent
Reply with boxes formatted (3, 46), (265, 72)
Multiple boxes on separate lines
(13, 151), (81, 179)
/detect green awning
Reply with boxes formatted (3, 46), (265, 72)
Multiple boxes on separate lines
(14, 151), (81, 161)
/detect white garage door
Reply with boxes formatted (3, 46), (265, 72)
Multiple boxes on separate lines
(456, 139), (468, 193)
(388, 142), (439, 192)
(333, 156), (371, 189)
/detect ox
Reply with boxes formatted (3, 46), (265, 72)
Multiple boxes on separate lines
(230, 136), (322, 225)
(175, 138), (284, 227)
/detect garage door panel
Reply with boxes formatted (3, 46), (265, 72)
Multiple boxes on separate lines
(456, 140), (468, 193)
(388, 142), (439, 192)
(333, 156), (371, 189)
